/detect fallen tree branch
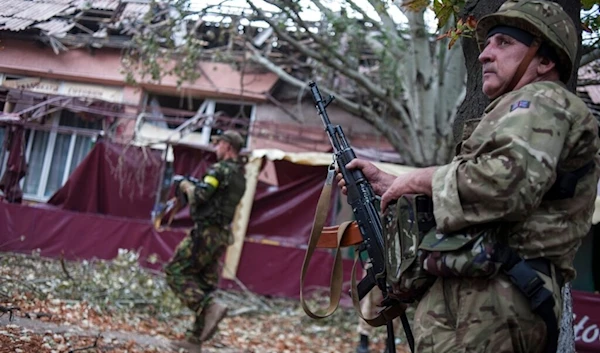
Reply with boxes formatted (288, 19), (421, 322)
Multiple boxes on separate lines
(60, 252), (73, 280)
(0, 305), (21, 321)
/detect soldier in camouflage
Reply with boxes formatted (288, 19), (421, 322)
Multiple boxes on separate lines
(338, 1), (600, 352)
(165, 130), (247, 350)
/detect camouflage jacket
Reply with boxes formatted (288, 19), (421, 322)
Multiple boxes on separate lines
(431, 81), (600, 281)
(188, 157), (246, 236)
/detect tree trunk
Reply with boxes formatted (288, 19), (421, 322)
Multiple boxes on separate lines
(455, 2), (583, 353)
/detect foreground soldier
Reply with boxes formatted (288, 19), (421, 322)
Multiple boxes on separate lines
(165, 130), (247, 350)
(338, 1), (599, 352)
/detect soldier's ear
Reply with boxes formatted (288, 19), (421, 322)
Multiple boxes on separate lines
(536, 56), (556, 76)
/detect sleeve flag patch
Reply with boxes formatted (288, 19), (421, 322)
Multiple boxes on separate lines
(510, 100), (531, 112)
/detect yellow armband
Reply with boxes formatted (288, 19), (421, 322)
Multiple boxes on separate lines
(203, 175), (219, 188)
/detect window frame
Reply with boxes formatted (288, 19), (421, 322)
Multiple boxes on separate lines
(142, 92), (256, 148)
(0, 126), (7, 180)
(22, 110), (102, 202)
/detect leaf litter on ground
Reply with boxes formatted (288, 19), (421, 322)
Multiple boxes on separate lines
(0, 250), (410, 353)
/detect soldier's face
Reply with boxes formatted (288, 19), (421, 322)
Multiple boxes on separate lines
(478, 33), (531, 99)
(214, 140), (232, 160)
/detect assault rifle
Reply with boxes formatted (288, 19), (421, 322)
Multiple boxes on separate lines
(151, 173), (198, 229)
(309, 81), (414, 353)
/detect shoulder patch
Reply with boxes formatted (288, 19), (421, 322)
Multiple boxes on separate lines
(510, 100), (530, 112)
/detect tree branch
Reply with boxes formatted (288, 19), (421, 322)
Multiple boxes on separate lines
(274, 0), (358, 70)
(246, 42), (414, 149)
(247, 0), (397, 108)
(580, 48), (600, 67)
(363, 0), (407, 59)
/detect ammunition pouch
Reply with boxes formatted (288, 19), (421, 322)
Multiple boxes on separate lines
(383, 198), (560, 353)
(382, 194), (436, 303)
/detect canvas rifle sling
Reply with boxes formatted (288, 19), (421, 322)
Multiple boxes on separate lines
(300, 165), (349, 319)
(300, 165), (405, 327)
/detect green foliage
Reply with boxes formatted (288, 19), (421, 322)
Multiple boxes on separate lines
(121, 0), (202, 87)
(582, 0), (600, 10)
(432, 0), (466, 29)
(581, 3), (600, 49)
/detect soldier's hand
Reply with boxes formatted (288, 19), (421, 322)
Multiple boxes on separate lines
(335, 166), (348, 196)
(380, 167), (437, 212)
(179, 179), (195, 194)
(336, 159), (394, 196)
(173, 175), (185, 188)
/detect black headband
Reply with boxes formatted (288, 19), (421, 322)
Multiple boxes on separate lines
(487, 25), (559, 64)
(487, 25), (534, 46)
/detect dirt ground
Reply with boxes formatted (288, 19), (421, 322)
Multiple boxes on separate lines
(0, 252), (411, 353)
(0, 296), (409, 353)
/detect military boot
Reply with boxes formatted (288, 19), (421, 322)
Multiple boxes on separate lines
(199, 301), (228, 342)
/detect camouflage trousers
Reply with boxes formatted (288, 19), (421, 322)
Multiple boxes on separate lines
(413, 270), (562, 353)
(165, 224), (228, 336)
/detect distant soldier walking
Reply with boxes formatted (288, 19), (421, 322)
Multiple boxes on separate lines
(165, 130), (247, 349)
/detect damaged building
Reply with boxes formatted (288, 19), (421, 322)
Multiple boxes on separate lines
(0, 0), (393, 203)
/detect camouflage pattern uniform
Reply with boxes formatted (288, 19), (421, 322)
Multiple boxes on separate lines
(414, 1), (600, 352)
(165, 156), (246, 339)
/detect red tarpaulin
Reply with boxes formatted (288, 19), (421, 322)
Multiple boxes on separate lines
(574, 289), (600, 352)
(48, 140), (163, 220)
(11, 140), (343, 298)
(0, 201), (354, 299)
(49, 141), (336, 245)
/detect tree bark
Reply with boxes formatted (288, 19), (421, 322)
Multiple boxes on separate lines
(455, 2), (583, 353)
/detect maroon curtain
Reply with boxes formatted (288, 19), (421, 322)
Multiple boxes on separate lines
(48, 140), (162, 220)
(246, 160), (337, 246)
(573, 290), (600, 352)
(0, 125), (27, 203)
(49, 140), (337, 246)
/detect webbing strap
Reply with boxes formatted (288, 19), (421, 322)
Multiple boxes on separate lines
(300, 165), (352, 319)
(497, 247), (558, 353)
(349, 251), (406, 327)
(299, 164), (409, 353)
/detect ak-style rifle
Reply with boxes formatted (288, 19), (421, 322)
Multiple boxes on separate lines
(308, 81), (414, 353)
(151, 164), (197, 229)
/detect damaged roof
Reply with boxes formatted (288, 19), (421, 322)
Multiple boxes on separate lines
(0, 0), (149, 33)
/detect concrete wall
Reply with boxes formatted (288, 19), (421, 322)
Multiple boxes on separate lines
(0, 38), (278, 103)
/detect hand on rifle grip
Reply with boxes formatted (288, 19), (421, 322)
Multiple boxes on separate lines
(336, 159), (390, 197)
(173, 174), (186, 189)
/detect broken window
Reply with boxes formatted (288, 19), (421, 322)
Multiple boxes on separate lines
(211, 101), (253, 143)
(145, 92), (205, 129)
(141, 91), (254, 148)
(22, 110), (103, 201)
